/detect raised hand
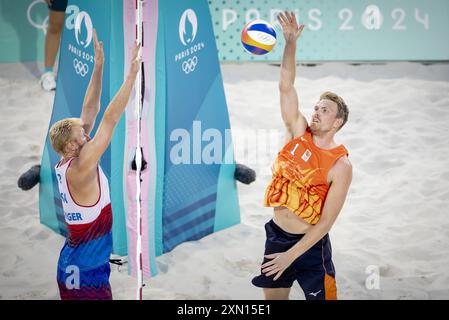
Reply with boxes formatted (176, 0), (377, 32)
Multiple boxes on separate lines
(277, 11), (304, 43)
(92, 29), (104, 67)
(128, 41), (142, 77)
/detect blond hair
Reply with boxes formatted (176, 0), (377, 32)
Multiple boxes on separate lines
(49, 118), (83, 156)
(320, 91), (349, 130)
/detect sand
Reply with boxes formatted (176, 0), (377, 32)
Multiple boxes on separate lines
(0, 61), (448, 299)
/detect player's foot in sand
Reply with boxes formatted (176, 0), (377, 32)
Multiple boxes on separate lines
(40, 72), (56, 91)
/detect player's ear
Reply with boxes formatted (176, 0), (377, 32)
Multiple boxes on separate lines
(65, 141), (76, 153)
(334, 118), (343, 130)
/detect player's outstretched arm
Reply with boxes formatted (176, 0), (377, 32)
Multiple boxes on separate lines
(81, 29), (104, 136)
(77, 41), (141, 173)
(277, 11), (307, 139)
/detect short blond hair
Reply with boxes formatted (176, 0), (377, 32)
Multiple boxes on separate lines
(320, 91), (349, 130)
(49, 118), (83, 156)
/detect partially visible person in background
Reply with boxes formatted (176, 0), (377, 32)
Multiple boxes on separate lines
(40, 0), (68, 91)
(17, 0), (68, 188)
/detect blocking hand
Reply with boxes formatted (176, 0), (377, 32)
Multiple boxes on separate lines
(277, 11), (304, 43)
(129, 41), (142, 77)
(92, 29), (104, 67)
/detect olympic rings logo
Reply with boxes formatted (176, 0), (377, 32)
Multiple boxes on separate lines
(182, 56), (198, 74)
(27, 0), (49, 35)
(73, 59), (89, 77)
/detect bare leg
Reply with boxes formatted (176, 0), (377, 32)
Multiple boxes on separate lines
(44, 10), (65, 69)
(263, 287), (291, 300)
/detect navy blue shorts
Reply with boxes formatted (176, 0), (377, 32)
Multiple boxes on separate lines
(252, 220), (337, 300)
(48, 0), (68, 12)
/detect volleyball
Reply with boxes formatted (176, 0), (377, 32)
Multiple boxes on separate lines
(241, 20), (277, 55)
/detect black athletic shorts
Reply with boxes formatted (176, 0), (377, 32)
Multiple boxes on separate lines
(252, 219), (337, 300)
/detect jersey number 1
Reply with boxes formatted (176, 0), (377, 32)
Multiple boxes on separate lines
(290, 143), (299, 156)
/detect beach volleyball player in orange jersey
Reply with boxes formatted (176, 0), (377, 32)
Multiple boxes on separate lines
(252, 11), (353, 300)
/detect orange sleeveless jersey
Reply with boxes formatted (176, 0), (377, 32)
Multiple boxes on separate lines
(264, 127), (348, 225)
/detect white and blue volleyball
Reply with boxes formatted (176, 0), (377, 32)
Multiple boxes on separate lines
(241, 20), (277, 55)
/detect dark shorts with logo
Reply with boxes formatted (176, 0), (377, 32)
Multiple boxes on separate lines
(48, 0), (68, 12)
(252, 219), (337, 300)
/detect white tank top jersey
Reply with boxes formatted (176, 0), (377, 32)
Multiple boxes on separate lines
(54, 158), (111, 225)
